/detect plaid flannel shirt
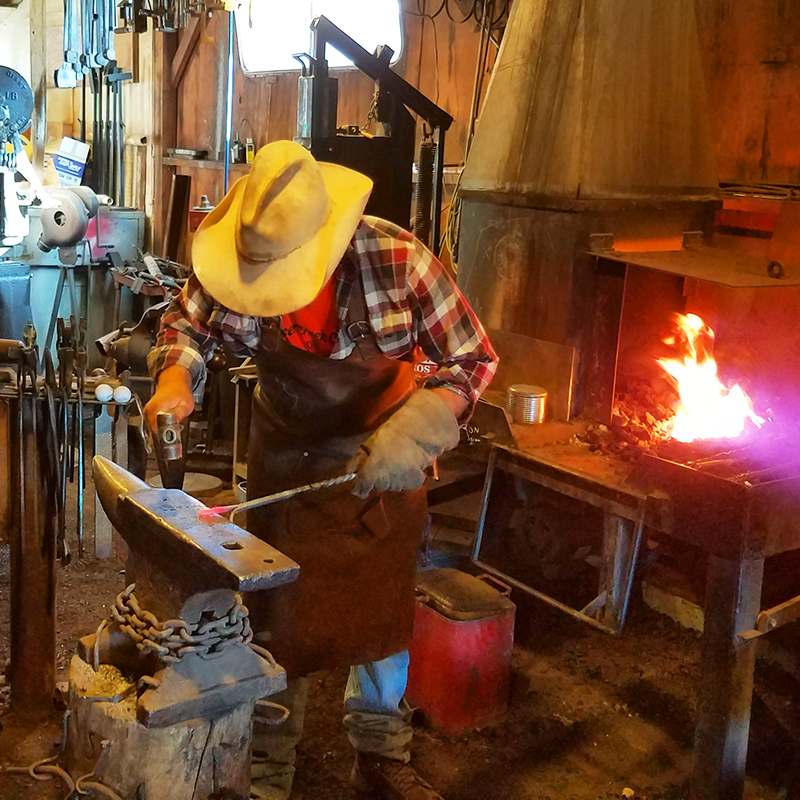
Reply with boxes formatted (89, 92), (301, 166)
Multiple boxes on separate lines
(148, 216), (498, 412)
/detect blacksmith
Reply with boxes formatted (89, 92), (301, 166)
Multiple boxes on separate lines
(146, 140), (497, 800)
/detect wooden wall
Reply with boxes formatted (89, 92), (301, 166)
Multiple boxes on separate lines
(167, 3), (490, 210)
(697, 0), (800, 186)
(26, 0), (800, 248)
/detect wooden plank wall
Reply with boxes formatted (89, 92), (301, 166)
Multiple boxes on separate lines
(28, 0), (800, 247)
(169, 3), (488, 208)
(696, 0), (800, 186)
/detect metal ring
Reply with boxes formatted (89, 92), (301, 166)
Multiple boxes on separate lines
(767, 260), (785, 279)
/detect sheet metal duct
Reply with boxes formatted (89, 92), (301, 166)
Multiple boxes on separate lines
(461, 0), (718, 201)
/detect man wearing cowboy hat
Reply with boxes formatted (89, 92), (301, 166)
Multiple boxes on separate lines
(146, 140), (497, 800)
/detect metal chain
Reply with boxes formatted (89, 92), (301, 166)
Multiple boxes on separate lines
(112, 584), (253, 663)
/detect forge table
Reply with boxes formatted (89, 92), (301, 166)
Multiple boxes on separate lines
(473, 440), (800, 800)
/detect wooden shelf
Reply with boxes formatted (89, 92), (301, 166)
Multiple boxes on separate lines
(163, 157), (251, 171)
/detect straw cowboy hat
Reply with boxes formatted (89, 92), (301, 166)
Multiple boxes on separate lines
(192, 140), (373, 316)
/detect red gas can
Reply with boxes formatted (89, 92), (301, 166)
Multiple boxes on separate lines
(406, 568), (515, 734)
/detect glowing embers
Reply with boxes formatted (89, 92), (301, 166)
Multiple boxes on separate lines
(657, 313), (764, 443)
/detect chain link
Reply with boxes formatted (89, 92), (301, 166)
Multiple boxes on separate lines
(112, 584), (253, 663)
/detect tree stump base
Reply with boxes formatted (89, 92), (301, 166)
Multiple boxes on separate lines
(66, 655), (253, 800)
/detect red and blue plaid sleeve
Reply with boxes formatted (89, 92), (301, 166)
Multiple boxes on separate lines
(404, 235), (498, 412)
(147, 273), (260, 392)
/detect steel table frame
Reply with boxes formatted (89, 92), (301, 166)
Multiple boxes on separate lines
(472, 443), (785, 800)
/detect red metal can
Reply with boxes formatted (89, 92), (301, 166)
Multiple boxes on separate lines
(406, 569), (515, 734)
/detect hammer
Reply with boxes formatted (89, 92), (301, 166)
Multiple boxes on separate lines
(153, 411), (186, 490)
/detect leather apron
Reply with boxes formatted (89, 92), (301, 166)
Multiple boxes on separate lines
(245, 272), (427, 678)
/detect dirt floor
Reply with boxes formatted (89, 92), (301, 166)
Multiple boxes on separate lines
(0, 478), (797, 800)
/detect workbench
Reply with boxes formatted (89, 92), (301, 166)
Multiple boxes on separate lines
(472, 428), (800, 800)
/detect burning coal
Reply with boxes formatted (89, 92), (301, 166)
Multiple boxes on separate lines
(657, 314), (764, 443)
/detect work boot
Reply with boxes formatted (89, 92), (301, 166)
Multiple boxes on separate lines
(350, 752), (444, 800)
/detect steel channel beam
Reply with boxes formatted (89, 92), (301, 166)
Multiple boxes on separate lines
(692, 555), (764, 800)
(491, 447), (643, 521)
(600, 514), (634, 628)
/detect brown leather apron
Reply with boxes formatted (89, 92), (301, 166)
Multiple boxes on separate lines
(244, 271), (427, 678)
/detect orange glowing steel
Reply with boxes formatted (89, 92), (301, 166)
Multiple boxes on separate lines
(657, 313), (764, 443)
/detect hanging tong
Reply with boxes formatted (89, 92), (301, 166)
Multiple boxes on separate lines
(43, 351), (70, 565)
(74, 317), (88, 558)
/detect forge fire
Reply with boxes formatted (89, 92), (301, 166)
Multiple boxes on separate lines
(657, 313), (764, 443)
(582, 312), (767, 457)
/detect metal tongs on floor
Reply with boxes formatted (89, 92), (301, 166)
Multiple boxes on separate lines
(200, 472), (357, 524)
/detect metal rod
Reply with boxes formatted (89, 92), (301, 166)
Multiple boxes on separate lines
(76, 384), (84, 557)
(201, 472), (357, 522)
(66, 266), (80, 322)
(80, 73), (86, 142)
(118, 73), (124, 205)
(43, 268), (67, 363)
(474, 558), (619, 636)
(223, 10), (234, 193)
(430, 126), (445, 257)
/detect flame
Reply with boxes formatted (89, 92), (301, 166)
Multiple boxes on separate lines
(657, 314), (764, 442)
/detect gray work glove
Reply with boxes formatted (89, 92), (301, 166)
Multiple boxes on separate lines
(350, 389), (461, 498)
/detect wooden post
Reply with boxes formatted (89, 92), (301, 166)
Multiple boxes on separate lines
(8, 398), (56, 717)
(28, 0), (47, 171)
(67, 656), (253, 798)
(152, 33), (179, 254)
(692, 555), (764, 800)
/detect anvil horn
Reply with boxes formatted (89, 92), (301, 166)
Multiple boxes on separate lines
(91, 455), (299, 593)
(93, 455), (149, 530)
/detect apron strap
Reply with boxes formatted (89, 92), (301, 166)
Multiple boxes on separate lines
(345, 267), (382, 360)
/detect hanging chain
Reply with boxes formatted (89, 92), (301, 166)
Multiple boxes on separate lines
(112, 584), (253, 663)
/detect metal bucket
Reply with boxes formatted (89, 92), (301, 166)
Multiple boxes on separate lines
(507, 385), (547, 424)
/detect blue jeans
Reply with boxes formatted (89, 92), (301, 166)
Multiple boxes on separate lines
(251, 651), (413, 798)
(344, 650), (414, 762)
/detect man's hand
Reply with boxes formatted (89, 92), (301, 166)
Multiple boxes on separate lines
(349, 388), (465, 498)
(144, 365), (195, 431)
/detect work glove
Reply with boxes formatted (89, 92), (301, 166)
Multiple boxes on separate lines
(350, 389), (461, 498)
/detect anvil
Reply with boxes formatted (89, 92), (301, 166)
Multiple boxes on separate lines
(78, 457), (300, 727)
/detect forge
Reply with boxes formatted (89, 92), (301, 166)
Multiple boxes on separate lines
(457, 1), (800, 799)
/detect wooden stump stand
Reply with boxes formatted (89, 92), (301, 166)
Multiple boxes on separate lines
(66, 655), (253, 800)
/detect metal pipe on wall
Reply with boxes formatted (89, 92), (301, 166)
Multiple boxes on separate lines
(224, 11), (235, 193)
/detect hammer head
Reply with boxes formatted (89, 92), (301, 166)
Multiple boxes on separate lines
(93, 456), (299, 595)
(154, 411), (185, 490)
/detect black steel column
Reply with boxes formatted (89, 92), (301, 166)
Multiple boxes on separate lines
(693, 555), (764, 800)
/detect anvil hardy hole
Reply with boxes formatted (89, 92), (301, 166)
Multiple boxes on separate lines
(222, 541), (244, 550)
(264, 558), (274, 564)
